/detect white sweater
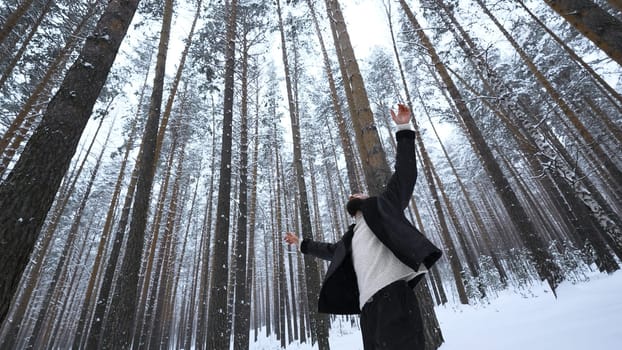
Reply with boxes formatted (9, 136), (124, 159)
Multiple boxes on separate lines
(351, 212), (427, 309)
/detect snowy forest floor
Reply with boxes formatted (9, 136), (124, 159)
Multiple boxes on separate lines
(250, 270), (622, 349)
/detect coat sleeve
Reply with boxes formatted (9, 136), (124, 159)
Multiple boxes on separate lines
(381, 130), (417, 210)
(300, 239), (337, 261)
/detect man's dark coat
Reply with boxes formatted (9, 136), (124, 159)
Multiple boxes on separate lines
(300, 130), (442, 315)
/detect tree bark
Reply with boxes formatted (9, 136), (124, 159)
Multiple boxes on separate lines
(29, 112), (116, 350)
(545, 0), (622, 66)
(275, 0), (331, 348)
(244, 105), (261, 349)
(0, 101), (109, 349)
(84, 152), (139, 349)
(232, 27), (252, 350)
(71, 84), (144, 349)
(102, 0), (174, 347)
(195, 99), (218, 350)
(206, 0), (238, 348)
(306, 0), (361, 193)
(325, 0), (391, 195)
(0, 0), (141, 327)
(0, 1), (100, 175)
(135, 128), (180, 349)
(274, 149), (287, 348)
(149, 139), (186, 348)
(606, 0), (622, 11)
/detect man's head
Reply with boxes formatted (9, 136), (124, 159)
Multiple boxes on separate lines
(346, 193), (369, 217)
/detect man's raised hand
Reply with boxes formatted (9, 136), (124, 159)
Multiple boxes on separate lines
(390, 103), (411, 125)
(284, 232), (300, 246)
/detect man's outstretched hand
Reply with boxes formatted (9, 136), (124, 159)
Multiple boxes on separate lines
(390, 103), (411, 125)
(284, 232), (300, 246)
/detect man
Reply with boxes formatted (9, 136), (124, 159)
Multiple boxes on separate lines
(284, 104), (442, 349)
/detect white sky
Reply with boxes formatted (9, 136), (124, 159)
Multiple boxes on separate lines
(342, 0), (392, 57)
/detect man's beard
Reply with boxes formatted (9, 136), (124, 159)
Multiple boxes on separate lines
(346, 197), (364, 217)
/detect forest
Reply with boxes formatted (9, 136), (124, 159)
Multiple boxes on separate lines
(0, 0), (621, 349)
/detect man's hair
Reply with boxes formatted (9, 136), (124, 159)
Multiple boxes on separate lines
(346, 197), (364, 217)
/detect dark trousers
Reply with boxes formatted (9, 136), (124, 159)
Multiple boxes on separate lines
(360, 280), (425, 350)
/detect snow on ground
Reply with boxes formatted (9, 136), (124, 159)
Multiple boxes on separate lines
(251, 270), (622, 349)
(436, 270), (622, 350)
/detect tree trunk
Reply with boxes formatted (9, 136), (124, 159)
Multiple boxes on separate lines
(206, 0), (238, 348)
(150, 140), (186, 348)
(306, 0), (361, 193)
(0, 1), (100, 175)
(51, 222), (96, 349)
(135, 128), (180, 349)
(84, 152), (139, 349)
(164, 173), (194, 347)
(275, 0), (331, 348)
(325, 0), (391, 195)
(0, 100), (110, 349)
(545, 0), (622, 66)
(71, 83), (145, 349)
(102, 0), (173, 347)
(432, 0), (619, 272)
(267, 160), (281, 343)
(385, 0), (470, 303)
(232, 28), (252, 350)
(583, 95), (622, 145)
(452, 68), (620, 272)
(183, 212), (203, 350)
(0, 0), (140, 326)
(195, 100), (218, 350)
(606, 0), (622, 11)
(28, 113), (116, 350)
(244, 107), (261, 349)
(0, 0), (35, 46)
(275, 150), (287, 348)
(132, 0), (200, 337)
(429, 153), (486, 298)
(153, 0), (202, 166)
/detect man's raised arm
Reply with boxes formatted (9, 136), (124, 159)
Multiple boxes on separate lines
(383, 103), (417, 210)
